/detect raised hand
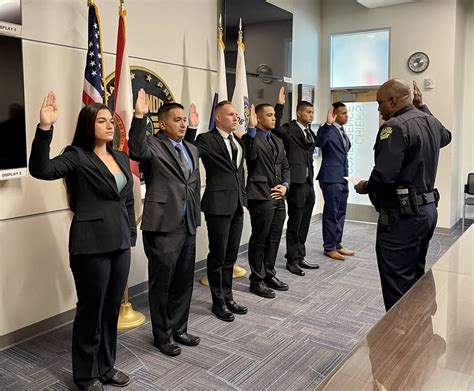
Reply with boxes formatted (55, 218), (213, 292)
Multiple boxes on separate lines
(134, 88), (149, 118)
(412, 80), (423, 108)
(188, 103), (199, 128)
(248, 104), (257, 128)
(39, 91), (59, 130)
(326, 106), (337, 125)
(277, 86), (286, 105)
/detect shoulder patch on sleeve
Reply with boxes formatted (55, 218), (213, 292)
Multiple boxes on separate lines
(379, 127), (392, 140)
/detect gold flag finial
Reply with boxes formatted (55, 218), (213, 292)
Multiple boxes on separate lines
(119, 0), (126, 16)
(87, 0), (94, 5)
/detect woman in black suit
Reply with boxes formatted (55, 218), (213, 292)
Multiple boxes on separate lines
(29, 92), (136, 391)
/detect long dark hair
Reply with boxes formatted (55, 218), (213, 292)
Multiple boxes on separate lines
(65, 103), (113, 210)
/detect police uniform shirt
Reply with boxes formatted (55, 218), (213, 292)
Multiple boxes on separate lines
(367, 104), (451, 195)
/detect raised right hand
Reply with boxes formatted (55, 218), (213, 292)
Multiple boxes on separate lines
(134, 88), (149, 118)
(412, 80), (423, 108)
(326, 106), (337, 125)
(277, 86), (286, 105)
(39, 91), (58, 130)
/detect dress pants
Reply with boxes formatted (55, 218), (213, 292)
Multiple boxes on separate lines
(376, 203), (437, 311)
(205, 208), (244, 306)
(143, 224), (196, 344)
(247, 199), (286, 284)
(285, 181), (315, 264)
(70, 249), (130, 388)
(320, 182), (349, 252)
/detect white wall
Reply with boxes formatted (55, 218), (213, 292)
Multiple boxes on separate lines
(320, 0), (468, 228)
(0, 0), (323, 337)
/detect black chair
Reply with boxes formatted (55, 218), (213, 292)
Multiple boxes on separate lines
(462, 173), (474, 233)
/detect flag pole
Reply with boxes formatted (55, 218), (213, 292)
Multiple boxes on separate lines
(116, 0), (145, 330)
(231, 18), (248, 278)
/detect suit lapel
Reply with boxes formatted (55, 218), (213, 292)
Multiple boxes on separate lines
(87, 151), (120, 196)
(289, 121), (308, 149)
(110, 148), (133, 194)
(211, 128), (236, 170)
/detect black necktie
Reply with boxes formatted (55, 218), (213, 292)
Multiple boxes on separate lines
(228, 134), (238, 165)
(304, 127), (313, 145)
(174, 143), (190, 179)
(267, 133), (277, 158)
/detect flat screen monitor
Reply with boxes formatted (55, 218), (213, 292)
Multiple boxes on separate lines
(0, 34), (26, 179)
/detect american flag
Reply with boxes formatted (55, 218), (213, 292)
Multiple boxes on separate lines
(82, 1), (105, 105)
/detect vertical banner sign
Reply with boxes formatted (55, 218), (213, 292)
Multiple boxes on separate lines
(345, 101), (379, 205)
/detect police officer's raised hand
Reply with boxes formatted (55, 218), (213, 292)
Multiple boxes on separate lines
(248, 104), (257, 128)
(134, 88), (149, 118)
(412, 80), (423, 108)
(39, 91), (58, 131)
(326, 106), (337, 125)
(189, 103), (199, 128)
(354, 180), (368, 194)
(277, 87), (286, 105)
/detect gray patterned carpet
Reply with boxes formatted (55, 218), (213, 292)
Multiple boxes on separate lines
(0, 216), (465, 390)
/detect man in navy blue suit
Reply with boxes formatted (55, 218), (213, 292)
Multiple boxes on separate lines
(316, 102), (355, 261)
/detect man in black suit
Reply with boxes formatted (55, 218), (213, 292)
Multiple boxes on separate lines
(185, 101), (248, 322)
(273, 89), (320, 276)
(242, 104), (290, 298)
(129, 89), (201, 357)
(316, 102), (355, 261)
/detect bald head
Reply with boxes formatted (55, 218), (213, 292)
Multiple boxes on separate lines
(377, 78), (412, 121)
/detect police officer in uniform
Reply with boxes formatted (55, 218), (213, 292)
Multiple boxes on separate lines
(355, 79), (451, 311)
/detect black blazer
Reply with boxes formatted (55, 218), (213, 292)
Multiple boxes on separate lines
(128, 117), (201, 234)
(272, 104), (317, 184)
(242, 130), (290, 201)
(315, 123), (351, 184)
(29, 127), (137, 255)
(185, 128), (246, 215)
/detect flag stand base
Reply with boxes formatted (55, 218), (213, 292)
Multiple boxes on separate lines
(199, 263), (247, 286)
(117, 284), (145, 330)
(118, 302), (145, 330)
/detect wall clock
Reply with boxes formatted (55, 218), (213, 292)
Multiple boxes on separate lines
(408, 52), (430, 73)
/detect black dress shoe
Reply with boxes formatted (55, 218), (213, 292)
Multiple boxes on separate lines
(81, 380), (104, 391)
(264, 276), (289, 291)
(102, 369), (130, 387)
(249, 283), (276, 298)
(212, 305), (235, 322)
(225, 300), (248, 314)
(154, 340), (181, 356)
(173, 332), (200, 346)
(286, 263), (305, 276)
(298, 259), (320, 269)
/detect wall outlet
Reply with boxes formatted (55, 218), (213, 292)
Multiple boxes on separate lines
(423, 78), (435, 89)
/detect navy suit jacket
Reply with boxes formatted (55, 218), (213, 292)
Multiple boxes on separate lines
(315, 123), (351, 184)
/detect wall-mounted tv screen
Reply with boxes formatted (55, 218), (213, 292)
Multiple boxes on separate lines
(224, 0), (293, 123)
(0, 34), (26, 180)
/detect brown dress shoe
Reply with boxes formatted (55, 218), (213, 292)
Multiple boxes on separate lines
(337, 248), (355, 256)
(324, 250), (345, 261)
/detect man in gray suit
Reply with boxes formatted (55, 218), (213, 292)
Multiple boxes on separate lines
(129, 89), (201, 357)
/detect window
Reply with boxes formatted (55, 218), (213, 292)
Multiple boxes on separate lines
(331, 29), (390, 89)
